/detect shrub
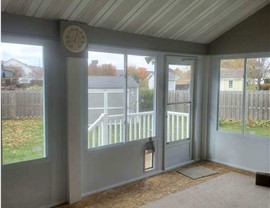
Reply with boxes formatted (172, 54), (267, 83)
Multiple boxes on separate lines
(139, 89), (154, 112)
(260, 83), (270, 91)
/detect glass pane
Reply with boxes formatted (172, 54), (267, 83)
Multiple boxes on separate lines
(167, 64), (191, 103)
(145, 150), (153, 170)
(127, 55), (155, 141)
(1, 42), (45, 164)
(88, 51), (125, 148)
(166, 103), (190, 143)
(245, 57), (270, 138)
(218, 59), (244, 133)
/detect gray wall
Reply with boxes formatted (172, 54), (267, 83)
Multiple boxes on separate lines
(2, 12), (207, 207)
(1, 38), (67, 207)
(207, 55), (270, 173)
(208, 4), (270, 55)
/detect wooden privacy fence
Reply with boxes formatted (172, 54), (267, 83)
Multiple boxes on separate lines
(219, 91), (270, 121)
(1, 91), (43, 119)
(1, 90), (269, 120)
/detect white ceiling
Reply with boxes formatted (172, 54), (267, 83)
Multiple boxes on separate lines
(1, 0), (269, 44)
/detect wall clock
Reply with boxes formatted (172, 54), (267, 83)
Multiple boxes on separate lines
(63, 25), (87, 53)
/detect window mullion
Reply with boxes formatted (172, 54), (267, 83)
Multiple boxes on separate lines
(242, 58), (247, 134)
(124, 54), (128, 143)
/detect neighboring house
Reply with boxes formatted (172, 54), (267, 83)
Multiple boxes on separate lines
(176, 80), (190, 90)
(1, 59), (43, 89)
(148, 71), (178, 90)
(18, 77), (31, 84)
(3, 58), (33, 77)
(88, 76), (139, 125)
(220, 68), (244, 91)
(1, 65), (16, 90)
(147, 73), (155, 90)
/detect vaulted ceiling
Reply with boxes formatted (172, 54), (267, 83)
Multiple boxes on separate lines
(1, 0), (269, 44)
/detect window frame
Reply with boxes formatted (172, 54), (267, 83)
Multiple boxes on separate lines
(87, 45), (158, 150)
(1, 36), (49, 166)
(228, 80), (233, 88)
(216, 52), (270, 138)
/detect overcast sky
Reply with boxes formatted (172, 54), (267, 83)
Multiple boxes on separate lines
(1, 42), (43, 67)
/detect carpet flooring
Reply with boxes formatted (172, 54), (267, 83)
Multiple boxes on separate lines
(144, 172), (270, 208)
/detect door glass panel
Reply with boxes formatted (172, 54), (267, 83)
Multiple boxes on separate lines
(88, 51), (125, 148)
(218, 59), (244, 133)
(1, 42), (45, 164)
(127, 55), (156, 141)
(167, 103), (190, 143)
(245, 57), (270, 137)
(167, 64), (191, 103)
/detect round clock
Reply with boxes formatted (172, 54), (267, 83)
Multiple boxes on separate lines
(63, 25), (87, 53)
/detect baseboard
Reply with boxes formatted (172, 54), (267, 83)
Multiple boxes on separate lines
(39, 200), (66, 208)
(209, 159), (266, 173)
(82, 170), (163, 197)
(164, 160), (194, 171)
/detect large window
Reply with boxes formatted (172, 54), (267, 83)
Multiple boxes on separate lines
(1, 42), (45, 164)
(218, 57), (270, 138)
(88, 51), (156, 148)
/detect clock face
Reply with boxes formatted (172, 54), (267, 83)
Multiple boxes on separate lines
(63, 25), (87, 53)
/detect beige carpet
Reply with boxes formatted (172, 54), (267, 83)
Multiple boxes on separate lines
(143, 172), (270, 208)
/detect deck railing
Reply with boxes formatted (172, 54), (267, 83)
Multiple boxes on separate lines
(88, 111), (189, 148)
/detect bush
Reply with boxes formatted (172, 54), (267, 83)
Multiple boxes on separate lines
(139, 89), (154, 112)
(219, 118), (241, 126)
(261, 83), (270, 91)
(219, 118), (270, 127)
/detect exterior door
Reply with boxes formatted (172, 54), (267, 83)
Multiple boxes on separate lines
(164, 56), (195, 170)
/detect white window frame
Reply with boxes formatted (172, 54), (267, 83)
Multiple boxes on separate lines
(216, 52), (270, 138)
(87, 45), (158, 149)
(228, 80), (233, 88)
(1, 37), (48, 166)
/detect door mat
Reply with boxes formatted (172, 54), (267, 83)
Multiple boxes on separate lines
(178, 166), (218, 179)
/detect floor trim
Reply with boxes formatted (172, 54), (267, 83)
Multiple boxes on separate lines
(82, 170), (163, 197)
(209, 159), (260, 173)
(39, 200), (66, 208)
(82, 160), (196, 198)
(164, 160), (194, 171)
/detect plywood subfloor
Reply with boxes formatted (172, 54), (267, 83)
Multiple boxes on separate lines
(56, 161), (254, 208)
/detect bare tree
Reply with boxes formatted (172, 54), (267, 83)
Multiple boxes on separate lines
(247, 58), (270, 90)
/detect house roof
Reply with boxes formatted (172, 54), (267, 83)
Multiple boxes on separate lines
(3, 58), (34, 75)
(220, 68), (244, 79)
(88, 76), (138, 89)
(147, 71), (178, 81)
(2, 0), (268, 44)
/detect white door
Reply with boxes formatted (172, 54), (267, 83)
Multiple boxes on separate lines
(164, 56), (195, 170)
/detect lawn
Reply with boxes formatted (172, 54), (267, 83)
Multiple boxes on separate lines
(219, 123), (270, 137)
(2, 118), (45, 164)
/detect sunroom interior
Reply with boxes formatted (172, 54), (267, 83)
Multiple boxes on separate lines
(1, 0), (270, 208)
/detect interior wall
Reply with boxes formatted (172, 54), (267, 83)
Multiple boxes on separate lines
(208, 3), (270, 55)
(207, 55), (270, 173)
(2, 13), (207, 206)
(1, 35), (67, 207)
(206, 4), (270, 173)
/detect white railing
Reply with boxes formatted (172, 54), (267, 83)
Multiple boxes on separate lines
(88, 111), (189, 148)
(167, 111), (189, 143)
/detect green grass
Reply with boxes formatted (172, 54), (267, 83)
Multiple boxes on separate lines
(2, 118), (45, 164)
(219, 123), (270, 137)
